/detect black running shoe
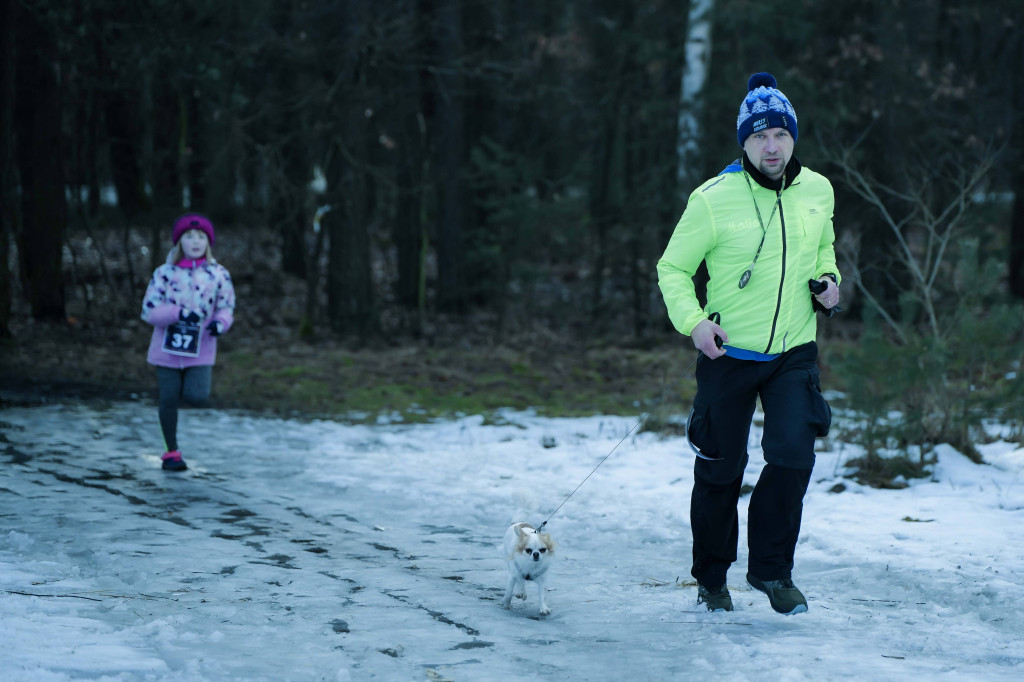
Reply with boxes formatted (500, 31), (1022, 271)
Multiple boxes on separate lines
(697, 584), (734, 612)
(746, 573), (807, 614)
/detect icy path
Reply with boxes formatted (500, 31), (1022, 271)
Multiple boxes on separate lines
(1, 401), (1023, 681)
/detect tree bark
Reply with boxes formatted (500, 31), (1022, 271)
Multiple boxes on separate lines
(434, 0), (465, 312)
(324, 140), (377, 343)
(102, 81), (148, 220)
(14, 1), (66, 321)
(148, 62), (184, 215)
(269, 139), (310, 279)
(0, 0), (17, 336)
(88, 1), (149, 222)
(587, 4), (633, 326)
(394, 0), (429, 320)
(184, 86), (207, 211)
(322, 0), (377, 343)
(1011, 182), (1024, 299)
(1010, 35), (1024, 300)
(267, 0), (309, 279)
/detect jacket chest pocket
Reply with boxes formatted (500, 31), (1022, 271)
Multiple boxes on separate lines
(786, 208), (827, 265)
(792, 203), (827, 239)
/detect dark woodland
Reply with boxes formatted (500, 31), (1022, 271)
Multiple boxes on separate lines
(3, 1), (1024, 447)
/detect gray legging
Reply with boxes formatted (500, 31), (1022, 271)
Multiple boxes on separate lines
(156, 366), (212, 452)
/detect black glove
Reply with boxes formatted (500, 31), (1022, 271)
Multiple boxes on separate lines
(208, 321), (222, 337)
(808, 279), (842, 318)
(179, 309), (202, 324)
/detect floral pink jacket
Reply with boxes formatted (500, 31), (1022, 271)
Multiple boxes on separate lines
(141, 257), (236, 369)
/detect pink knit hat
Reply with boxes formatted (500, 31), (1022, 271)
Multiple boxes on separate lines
(172, 213), (215, 246)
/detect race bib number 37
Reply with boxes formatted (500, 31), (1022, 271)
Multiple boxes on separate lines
(162, 320), (202, 357)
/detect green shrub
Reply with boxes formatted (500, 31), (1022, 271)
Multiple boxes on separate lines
(831, 295), (1024, 483)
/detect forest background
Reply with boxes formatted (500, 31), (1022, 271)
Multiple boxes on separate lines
(3, 0), (1024, 486)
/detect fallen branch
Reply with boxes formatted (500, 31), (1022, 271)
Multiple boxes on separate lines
(664, 619), (753, 626)
(5, 590), (103, 602)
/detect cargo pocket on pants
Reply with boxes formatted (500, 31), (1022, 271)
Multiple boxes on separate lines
(806, 370), (832, 438)
(687, 403), (723, 461)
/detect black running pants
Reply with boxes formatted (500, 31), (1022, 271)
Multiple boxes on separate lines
(686, 342), (830, 588)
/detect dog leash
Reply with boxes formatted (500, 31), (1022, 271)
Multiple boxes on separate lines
(535, 346), (711, 532)
(536, 411), (649, 532)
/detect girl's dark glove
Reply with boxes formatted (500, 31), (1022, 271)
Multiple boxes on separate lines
(209, 321), (222, 337)
(179, 309), (202, 324)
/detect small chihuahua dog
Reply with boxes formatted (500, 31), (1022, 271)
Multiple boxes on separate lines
(502, 522), (556, 616)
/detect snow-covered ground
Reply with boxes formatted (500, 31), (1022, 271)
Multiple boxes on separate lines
(1, 398), (1022, 681)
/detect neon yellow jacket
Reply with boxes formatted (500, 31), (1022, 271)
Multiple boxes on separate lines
(657, 157), (840, 355)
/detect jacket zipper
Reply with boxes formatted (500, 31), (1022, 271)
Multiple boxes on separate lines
(765, 189), (785, 353)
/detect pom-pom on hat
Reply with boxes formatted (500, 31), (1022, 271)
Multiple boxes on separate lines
(172, 213), (215, 246)
(736, 72), (798, 147)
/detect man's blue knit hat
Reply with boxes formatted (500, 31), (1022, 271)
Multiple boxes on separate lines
(736, 72), (798, 147)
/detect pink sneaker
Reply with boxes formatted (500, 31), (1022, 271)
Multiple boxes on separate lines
(161, 450), (187, 471)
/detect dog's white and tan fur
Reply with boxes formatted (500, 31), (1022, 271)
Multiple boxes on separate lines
(502, 522), (556, 615)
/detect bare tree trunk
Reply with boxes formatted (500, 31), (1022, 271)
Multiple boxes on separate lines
(435, 0), (465, 313)
(148, 62), (184, 215)
(299, 204), (329, 340)
(0, 0), (17, 336)
(322, 0), (377, 344)
(266, 0), (309, 279)
(588, 114), (618, 325)
(89, 2), (149, 223)
(1011, 187), (1024, 299)
(185, 87), (207, 211)
(324, 148), (377, 344)
(395, 110), (427, 309)
(395, 0), (429, 326)
(1010, 37), (1024, 300)
(587, 4), (633, 327)
(269, 140), (310, 279)
(144, 59), (184, 272)
(677, 0), (714, 201)
(103, 84), (148, 221)
(15, 1), (66, 322)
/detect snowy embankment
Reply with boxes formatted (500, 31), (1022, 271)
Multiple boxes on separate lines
(1, 400), (1022, 681)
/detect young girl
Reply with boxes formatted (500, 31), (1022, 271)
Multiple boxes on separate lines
(141, 213), (236, 471)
